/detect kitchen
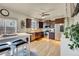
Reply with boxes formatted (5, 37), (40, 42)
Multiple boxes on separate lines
(0, 3), (65, 56)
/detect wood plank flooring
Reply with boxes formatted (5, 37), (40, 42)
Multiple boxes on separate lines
(30, 38), (60, 56)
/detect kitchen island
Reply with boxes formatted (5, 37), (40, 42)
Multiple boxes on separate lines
(0, 33), (31, 56)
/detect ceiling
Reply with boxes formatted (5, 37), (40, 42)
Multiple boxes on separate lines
(0, 3), (66, 20)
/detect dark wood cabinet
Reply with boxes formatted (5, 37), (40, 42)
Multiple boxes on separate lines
(39, 22), (43, 28)
(26, 18), (31, 28)
(35, 32), (44, 39)
(49, 32), (55, 39)
(31, 32), (44, 41)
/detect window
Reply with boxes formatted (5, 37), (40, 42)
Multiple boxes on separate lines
(0, 18), (17, 35)
(31, 20), (38, 29)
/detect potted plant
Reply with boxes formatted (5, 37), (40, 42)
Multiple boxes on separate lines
(64, 22), (79, 50)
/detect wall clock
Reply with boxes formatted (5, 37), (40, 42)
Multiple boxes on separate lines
(0, 9), (9, 16)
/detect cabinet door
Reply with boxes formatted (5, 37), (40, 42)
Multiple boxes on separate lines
(26, 18), (31, 28)
(49, 32), (55, 39)
(39, 22), (43, 28)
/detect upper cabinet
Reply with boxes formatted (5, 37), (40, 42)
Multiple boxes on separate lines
(26, 18), (44, 29)
(26, 18), (31, 28)
(39, 22), (43, 28)
(26, 18), (39, 29)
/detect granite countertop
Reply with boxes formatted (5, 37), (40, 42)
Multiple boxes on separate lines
(26, 28), (43, 33)
(0, 36), (18, 40)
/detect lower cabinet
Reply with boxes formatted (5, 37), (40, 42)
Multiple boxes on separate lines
(49, 32), (55, 39)
(31, 32), (44, 41)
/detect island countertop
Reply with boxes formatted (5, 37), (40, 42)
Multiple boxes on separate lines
(0, 33), (31, 43)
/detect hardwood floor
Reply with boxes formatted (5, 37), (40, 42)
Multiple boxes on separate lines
(30, 38), (60, 56)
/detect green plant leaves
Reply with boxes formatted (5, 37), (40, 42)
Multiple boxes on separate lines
(68, 44), (74, 50)
(64, 27), (70, 38)
(65, 23), (79, 50)
(64, 31), (69, 38)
